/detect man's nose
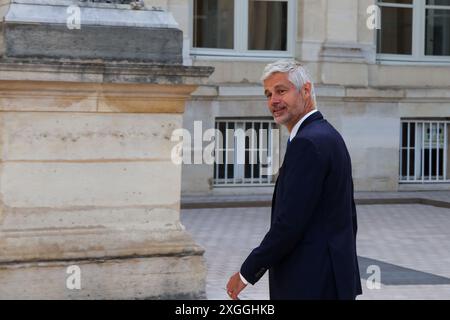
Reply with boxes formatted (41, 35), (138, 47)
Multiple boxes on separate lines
(270, 94), (281, 106)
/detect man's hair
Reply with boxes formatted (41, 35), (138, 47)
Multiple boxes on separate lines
(261, 59), (317, 107)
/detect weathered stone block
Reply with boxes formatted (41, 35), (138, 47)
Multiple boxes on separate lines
(0, 0), (214, 301)
(0, 161), (181, 208)
(0, 255), (206, 300)
(0, 1), (182, 63)
(0, 112), (181, 161)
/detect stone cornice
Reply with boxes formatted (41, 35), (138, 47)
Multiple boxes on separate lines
(0, 58), (214, 85)
(0, 58), (214, 113)
(0, 80), (206, 113)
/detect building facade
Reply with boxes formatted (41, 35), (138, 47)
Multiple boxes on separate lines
(152, 0), (450, 195)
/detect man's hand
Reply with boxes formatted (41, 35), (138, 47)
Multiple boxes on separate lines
(226, 272), (247, 300)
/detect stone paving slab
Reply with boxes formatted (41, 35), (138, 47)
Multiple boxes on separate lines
(180, 203), (450, 300)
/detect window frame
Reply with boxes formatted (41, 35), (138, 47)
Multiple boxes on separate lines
(189, 0), (296, 59)
(399, 119), (450, 184)
(213, 118), (279, 187)
(377, 0), (450, 63)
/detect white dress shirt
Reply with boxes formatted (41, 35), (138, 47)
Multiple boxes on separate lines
(289, 109), (319, 142)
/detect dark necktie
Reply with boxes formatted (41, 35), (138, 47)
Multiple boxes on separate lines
(287, 138), (291, 150)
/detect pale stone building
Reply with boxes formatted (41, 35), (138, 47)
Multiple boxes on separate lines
(151, 0), (450, 195)
(1, 0), (449, 300)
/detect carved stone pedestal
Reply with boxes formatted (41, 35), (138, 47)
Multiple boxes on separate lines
(0, 0), (213, 299)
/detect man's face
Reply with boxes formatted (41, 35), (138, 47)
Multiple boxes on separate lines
(263, 72), (313, 132)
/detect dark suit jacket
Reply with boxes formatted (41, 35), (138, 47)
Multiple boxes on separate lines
(240, 111), (362, 300)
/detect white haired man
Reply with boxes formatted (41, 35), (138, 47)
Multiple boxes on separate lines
(226, 60), (362, 300)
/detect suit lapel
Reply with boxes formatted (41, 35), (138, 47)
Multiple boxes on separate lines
(277, 111), (324, 171)
(271, 111), (323, 222)
(271, 112), (324, 223)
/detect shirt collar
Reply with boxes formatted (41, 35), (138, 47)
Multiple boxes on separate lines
(289, 109), (319, 142)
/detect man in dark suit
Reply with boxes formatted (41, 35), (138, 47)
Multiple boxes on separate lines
(226, 60), (362, 300)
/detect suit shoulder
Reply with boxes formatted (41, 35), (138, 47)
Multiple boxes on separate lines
(291, 135), (320, 152)
(288, 136), (325, 167)
(295, 120), (349, 160)
(301, 120), (344, 143)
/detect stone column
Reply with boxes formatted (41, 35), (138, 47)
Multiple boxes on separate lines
(0, 0), (213, 299)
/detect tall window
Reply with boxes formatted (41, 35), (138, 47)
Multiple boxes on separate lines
(193, 0), (235, 49)
(377, 0), (450, 61)
(248, 0), (288, 51)
(214, 119), (279, 186)
(192, 0), (294, 57)
(377, 0), (414, 55)
(426, 0), (450, 56)
(400, 120), (450, 183)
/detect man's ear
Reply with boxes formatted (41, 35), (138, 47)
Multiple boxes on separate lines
(301, 82), (311, 99)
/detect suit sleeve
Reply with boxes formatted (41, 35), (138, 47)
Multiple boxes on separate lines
(240, 138), (327, 285)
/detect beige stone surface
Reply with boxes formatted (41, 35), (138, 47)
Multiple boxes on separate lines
(298, 0), (326, 42)
(0, 57), (212, 298)
(0, 161), (180, 208)
(193, 60), (268, 84)
(326, 0), (358, 43)
(399, 103), (450, 117)
(321, 62), (369, 86)
(323, 101), (400, 191)
(0, 228), (201, 263)
(0, 112), (182, 161)
(0, 61), (213, 88)
(369, 64), (450, 88)
(0, 254), (206, 299)
(0, 81), (196, 113)
(0, 206), (181, 232)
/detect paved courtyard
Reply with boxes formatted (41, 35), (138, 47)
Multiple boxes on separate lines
(181, 203), (450, 300)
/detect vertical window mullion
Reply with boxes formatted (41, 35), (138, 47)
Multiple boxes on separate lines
(407, 122), (411, 181)
(259, 121), (263, 185)
(235, 0), (246, 53)
(215, 121), (218, 183)
(400, 122), (403, 181)
(429, 122), (433, 181)
(233, 122), (236, 185)
(422, 122), (425, 182)
(444, 123), (448, 181)
(225, 122), (229, 185)
(415, 122), (421, 181)
(414, 0), (426, 60)
(287, 0), (295, 54)
(236, 122), (245, 183)
(437, 122), (441, 180)
(243, 0), (249, 52)
(251, 121), (255, 184)
(191, 0), (197, 50)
